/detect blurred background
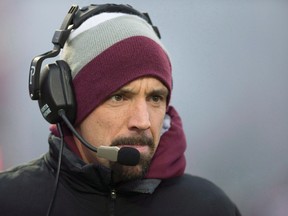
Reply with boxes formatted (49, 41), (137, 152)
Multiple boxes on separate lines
(0, 0), (287, 215)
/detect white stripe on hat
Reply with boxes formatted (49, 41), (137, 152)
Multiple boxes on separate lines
(70, 13), (127, 40)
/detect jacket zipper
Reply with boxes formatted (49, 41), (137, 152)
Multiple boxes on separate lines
(109, 188), (117, 216)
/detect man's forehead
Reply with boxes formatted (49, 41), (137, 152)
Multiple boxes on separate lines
(116, 77), (168, 92)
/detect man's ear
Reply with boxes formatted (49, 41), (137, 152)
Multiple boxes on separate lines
(160, 111), (171, 136)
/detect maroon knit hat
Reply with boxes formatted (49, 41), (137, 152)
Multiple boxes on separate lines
(60, 13), (172, 125)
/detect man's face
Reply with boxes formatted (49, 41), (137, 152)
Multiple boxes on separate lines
(74, 77), (169, 182)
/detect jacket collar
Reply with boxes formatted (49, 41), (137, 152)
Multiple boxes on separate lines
(45, 135), (161, 194)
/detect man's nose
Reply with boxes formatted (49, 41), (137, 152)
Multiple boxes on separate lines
(128, 100), (151, 131)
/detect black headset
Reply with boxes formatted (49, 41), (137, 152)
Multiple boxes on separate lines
(28, 4), (161, 124)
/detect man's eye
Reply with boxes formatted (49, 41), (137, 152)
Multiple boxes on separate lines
(151, 95), (163, 103)
(111, 94), (123, 102)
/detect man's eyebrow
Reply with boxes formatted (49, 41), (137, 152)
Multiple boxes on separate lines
(111, 86), (169, 97)
(112, 88), (135, 95)
(147, 89), (169, 97)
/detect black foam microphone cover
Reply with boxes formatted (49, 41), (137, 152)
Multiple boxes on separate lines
(117, 147), (140, 166)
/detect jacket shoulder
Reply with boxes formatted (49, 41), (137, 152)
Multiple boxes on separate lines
(155, 174), (241, 216)
(0, 156), (54, 215)
(0, 156), (50, 183)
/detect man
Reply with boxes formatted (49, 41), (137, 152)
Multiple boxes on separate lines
(0, 4), (241, 216)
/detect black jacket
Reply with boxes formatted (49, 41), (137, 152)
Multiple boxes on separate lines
(0, 135), (241, 216)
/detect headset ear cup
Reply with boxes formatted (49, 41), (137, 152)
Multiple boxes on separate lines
(38, 60), (76, 124)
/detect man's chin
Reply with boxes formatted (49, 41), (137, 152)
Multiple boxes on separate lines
(110, 155), (151, 183)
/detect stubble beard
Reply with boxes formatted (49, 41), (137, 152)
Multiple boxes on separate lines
(109, 136), (155, 183)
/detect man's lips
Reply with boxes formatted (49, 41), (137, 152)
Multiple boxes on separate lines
(118, 145), (150, 153)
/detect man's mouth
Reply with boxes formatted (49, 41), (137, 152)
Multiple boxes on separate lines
(111, 135), (154, 154)
(119, 144), (150, 153)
